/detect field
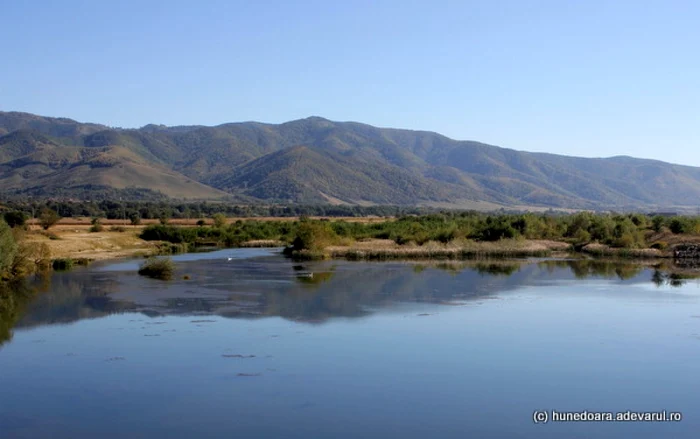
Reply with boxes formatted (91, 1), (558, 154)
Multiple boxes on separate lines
(16, 211), (700, 263)
(23, 228), (158, 260)
(21, 216), (387, 261)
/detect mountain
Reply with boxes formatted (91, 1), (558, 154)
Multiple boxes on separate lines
(0, 110), (698, 210)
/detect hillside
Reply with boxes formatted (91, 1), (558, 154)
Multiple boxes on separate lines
(0, 111), (698, 209)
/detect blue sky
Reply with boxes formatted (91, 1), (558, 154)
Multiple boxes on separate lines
(2, 0), (698, 165)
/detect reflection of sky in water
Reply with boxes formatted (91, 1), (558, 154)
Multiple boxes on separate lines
(95, 247), (282, 272)
(1, 253), (700, 438)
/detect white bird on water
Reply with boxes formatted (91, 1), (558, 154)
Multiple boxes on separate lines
(227, 257), (234, 261)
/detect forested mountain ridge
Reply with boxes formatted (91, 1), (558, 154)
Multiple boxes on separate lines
(0, 111), (697, 210)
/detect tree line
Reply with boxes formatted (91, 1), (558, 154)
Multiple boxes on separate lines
(136, 211), (691, 253)
(0, 200), (441, 223)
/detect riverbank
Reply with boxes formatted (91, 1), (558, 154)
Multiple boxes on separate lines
(294, 238), (670, 260)
(18, 213), (700, 264)
(20, 228), (674, 263)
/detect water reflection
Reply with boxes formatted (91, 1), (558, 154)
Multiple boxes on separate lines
(537, 259), (646, 280)
(2, 255), (699, 341)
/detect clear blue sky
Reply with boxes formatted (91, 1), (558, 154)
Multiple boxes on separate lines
(2, 0), (698, 165)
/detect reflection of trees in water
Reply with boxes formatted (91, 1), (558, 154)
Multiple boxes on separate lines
(15, 273), (132, 330)
(539, 259), (700, 287)
(0, 281), (36, 346)
(537, 260), (644, 280)
(257, 261), (531, 322)
(473, 262), (520, 277)
(7, 257), (700, 337)
(413, 261), (520, 276)
(295, 270), (335, 286)
(651, 270), (699, 287)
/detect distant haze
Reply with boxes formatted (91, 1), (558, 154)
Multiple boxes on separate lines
(1, 1), (698, 166)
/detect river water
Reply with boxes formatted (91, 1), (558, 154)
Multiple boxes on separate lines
(1, 249), (699, 438)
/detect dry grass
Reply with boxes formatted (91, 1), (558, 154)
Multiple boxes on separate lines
(23, 228), (159, 260)
(326, 239), (570, 260)
(647, 229), (700, 247)
(240, 239), (285, 247)
(581, 243), (664, 259)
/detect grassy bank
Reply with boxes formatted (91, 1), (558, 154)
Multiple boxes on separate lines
(325, 239), (568, 261)
(9, 211), (700, 264)
(134, 212), (698, 261)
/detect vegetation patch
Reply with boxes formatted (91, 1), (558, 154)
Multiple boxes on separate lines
(138, 257), (175, 280)
(52, 258), (74, 271)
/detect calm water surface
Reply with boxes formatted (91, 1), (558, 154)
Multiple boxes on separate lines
(1, 249), (699, 438)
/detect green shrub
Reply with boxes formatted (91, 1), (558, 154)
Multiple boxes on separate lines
(651, 216), (666, 232)
(573, 228), (591, 245)
(155, 242), (189, 254)
(52, 258), (74, 271)
(290, 220), (339, 252)
(3, 211), (27, 229)
(89, 224), (104, 233)
(650, 242), (668, 250)
(129, 213), (141, 226)
(138, 257), (174, 280)
(38, 208), (60, 230)
(212, 213), (227, 228)
(0, 220), (18, 279)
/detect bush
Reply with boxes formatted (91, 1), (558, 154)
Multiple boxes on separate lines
(140, 225), (198, 243)
(3, 211), (27, 228)
(650, 242), (668, 250)
(129, 213), (141, 226)
(52, 258), (74, 271)
(0, 220), (18, 279)
(290, 220), (339, 252)
(155, 242), (189, 254)
(651, 216), (666, 232)
(110, 226), (126, 232)
(89, 224), (104, 233)
(138, 257), (174, 280)
(38, 208), (60, 230)
(12, 242), (52, 276)
(212, 213), (227, 228)
(573, 228), (591, 245)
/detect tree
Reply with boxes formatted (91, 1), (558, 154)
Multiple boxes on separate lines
(212, 213), (227, 228)
(3, 211), (27, 228)
(158, 212), (171, 225)
(129, 213), (141, 226)
(89, 217), (104, 233)
(0, 220), (18, 279)
(651, 216), (666, 232)
(38, 208), (60, 230)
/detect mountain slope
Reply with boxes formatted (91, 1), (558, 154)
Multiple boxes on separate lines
(213, 145), (464, 204)
(0, 111), (698, 209)
(0, 133), (228, 199)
